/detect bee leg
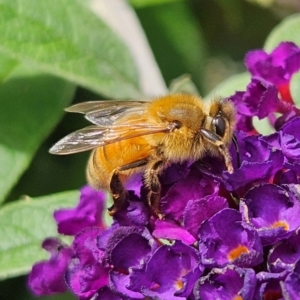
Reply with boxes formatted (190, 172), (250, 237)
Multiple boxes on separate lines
(109, 158), (149, 215)
(108, 172), (127, 216)
(200, 128), (234, 173)
(145, 160), (165, 219)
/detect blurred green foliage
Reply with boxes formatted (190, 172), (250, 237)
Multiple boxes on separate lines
(0, 0), (299, 299)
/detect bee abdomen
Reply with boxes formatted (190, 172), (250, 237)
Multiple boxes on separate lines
(86, 148), (111, 190)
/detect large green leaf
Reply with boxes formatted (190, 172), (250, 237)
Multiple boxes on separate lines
(0, 61), (75, 204)
(264, 14), (300, 51)
(0, 0), (143, 99)
(137, 1), (207, 92)
(155, 1), (207, 85)
(0, 190), (79, 280)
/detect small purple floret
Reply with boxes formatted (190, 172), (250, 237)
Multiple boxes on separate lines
(66, 227), (109, 300)
(28, 238), (73, 295)
(199, 208), (263, 268)
(241, 184), (300, 245)
(54, 185), (105, 235)
(130, 241), (201, 300)
(194, 265), (257, 300)
(255, 270), (289, 299)
(245, 41), (300, 85)
(268, 229), (300, 273)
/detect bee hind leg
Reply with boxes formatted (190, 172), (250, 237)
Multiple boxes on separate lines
(145, 160), (165, 219)
(108, 172), (128, 216)
(109, 158), (149, 216)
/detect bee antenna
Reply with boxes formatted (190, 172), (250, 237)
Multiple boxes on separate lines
(232, 134), (241, 168)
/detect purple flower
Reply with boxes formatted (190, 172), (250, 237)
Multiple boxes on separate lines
(29, 41), (300, 299)
(280, 117), (300, 168)
(110, 192), (150, 227)
(233, 77), (280, 120)
(198, 208), (263, 268)
(268, 228), (300, 273)
(106, 227), (157, 270)
(255, 270), (289, 300)
(54, 185), (106, 235)
(245, 41), (300, 110)
(282, 260), (300, 299)
(230, 42), (300, 134)
(153, 219), (196, 245)
(194, 265), (257, 300)
(124, 173), (143, 197)
(183, 195), (228, 238)
(66, 227), (109, 300)
(93, 286), (124, 300)
(161, 164), (220, 221)
(223, 132), (283, 192)
(245, 41), (300, 86)
(263, 118), (300, 182)
(28, 238), (73, 295)
(107, 226), (158, 299)
(130, 241), (201, 300)
(240, 184), (300, 246)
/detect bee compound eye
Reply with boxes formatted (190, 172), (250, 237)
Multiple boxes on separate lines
(212, 116), (226, 137)
(169, 120), (182, 131)
(173, 120), (182, 129)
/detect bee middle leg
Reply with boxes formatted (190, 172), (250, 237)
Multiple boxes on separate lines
(144, 160), (165, 219)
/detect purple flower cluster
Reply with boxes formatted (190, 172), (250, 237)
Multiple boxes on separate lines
(231, 41), (300, 133)
(29, 42), (300, 299)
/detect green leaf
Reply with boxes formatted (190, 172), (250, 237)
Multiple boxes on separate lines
(169, 74), (200, 95)
(264, 14), (300, 51)
(0, 60), (75, 203)
(0, 190), (79, 280)
(89, 0), (167, 97)
(138, 1), (207, 92)
(291, 71), (300, 107)
(158, 2), (207, 84)
(252, 117), (273, 136)
(129, 0), (182, 8)
(204, 72), (250, 100)
(0, 0), (143, 99)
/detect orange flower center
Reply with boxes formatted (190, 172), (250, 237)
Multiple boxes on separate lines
(228, 245), (249, 261)
(271, 220), (289, 230)
(175, 279), (184, 290)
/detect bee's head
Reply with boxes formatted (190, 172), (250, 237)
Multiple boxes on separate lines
(200, 98), (236, 173)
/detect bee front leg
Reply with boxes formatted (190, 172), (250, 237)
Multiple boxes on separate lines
(108, 171), (127, 216)
(145, 160), (165, 219)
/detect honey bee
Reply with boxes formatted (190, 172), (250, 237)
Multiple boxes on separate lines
(50, 94), (236, 218)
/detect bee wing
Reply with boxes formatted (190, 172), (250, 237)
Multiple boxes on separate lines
(49, 126), (109, 154)
(65, 100), (149, 114)
(66, 100), (149, 126)
(49, 122), (170, 155)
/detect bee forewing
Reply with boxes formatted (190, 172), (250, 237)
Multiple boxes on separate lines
(50, 122), (170, 155)
(49, 125), (107, 155)
(86, 106), (147, 126)
(65, 100), (148, 114)
(66, 100), (149, 126)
